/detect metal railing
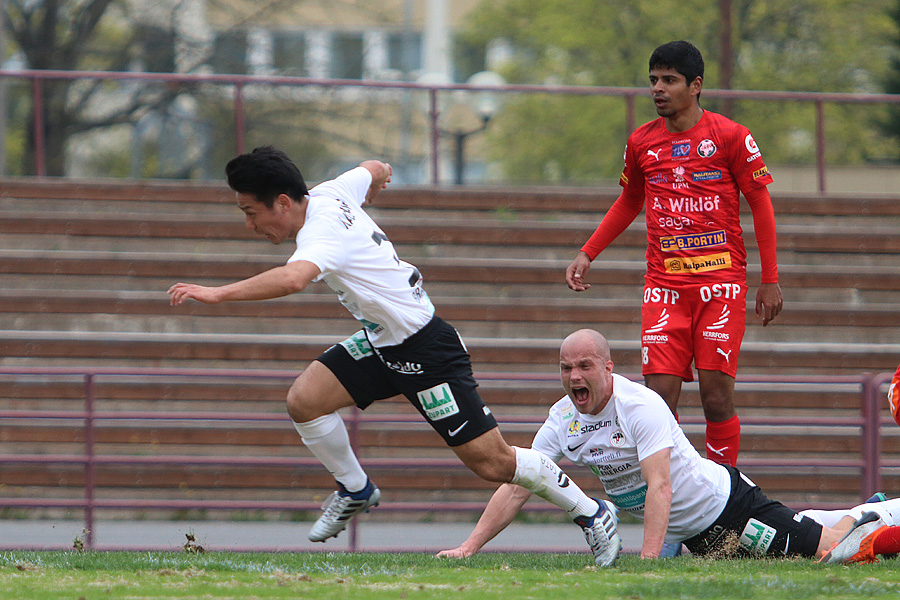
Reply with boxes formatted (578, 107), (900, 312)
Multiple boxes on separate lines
(0, 365), (892, 551)
(3, 68), (900, 190)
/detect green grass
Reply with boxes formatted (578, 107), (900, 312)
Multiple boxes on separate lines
(1, 551), (899, 599)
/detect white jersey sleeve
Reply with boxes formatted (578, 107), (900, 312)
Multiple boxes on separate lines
(309, 166), (371, 208)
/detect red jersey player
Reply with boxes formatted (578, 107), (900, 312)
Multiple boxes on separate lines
(888, 364), (900, 427)
(566, 41), (782, 468)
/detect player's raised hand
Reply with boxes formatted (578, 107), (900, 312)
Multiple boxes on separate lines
(565, 252), (593, 292)
(168, 282), (223, 306)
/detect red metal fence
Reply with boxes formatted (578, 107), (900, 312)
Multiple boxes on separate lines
(0, 365), (893, 551)
(3, 68), (900, 190)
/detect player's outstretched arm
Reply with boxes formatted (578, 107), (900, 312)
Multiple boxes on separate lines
(565, 251), (593, 292)
(168, 260), (321, 305)
(638, 448), (673, 559)
(359, 160), (392, 202)
(435, 483), (531, 558)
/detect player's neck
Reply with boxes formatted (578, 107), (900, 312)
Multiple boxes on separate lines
(664, 105), (704, 134)
(290, 195), (311, 237)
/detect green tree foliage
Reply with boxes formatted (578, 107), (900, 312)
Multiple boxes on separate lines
(3, 0), (183, 175)
(876, 0), (900, 159)
(463, 0), (898, 182)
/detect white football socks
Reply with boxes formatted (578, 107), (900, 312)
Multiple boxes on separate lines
(294, 412), (369, 493)
(509, 446), (599, 519)
(800, 498), (900, 528)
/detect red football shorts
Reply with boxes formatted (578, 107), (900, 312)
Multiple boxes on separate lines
(888, 365), (900, 427)
(640, 280), (747, 381)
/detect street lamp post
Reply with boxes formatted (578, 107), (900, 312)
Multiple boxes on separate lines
(451, 113), (490, 185)
(448, 70), (504, 185)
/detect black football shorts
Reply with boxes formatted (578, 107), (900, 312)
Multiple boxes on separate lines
(316, 316), (498, 446)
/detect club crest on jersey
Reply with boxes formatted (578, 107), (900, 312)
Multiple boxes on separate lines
(697, 139), (717, 157)
(610, 430), (626, 447)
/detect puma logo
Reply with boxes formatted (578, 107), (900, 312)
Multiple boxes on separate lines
(647, 148), (662, 161)
(716, 348), (732, 362)
(706, 443), (727, 457)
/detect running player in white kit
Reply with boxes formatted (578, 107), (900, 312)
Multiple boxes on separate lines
(168, 147), (620, 565)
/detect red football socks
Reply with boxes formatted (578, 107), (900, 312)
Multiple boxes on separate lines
(872, 525), (900, 555)
(705, 415), (740, 467)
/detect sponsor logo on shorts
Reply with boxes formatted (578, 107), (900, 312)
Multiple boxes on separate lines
(644, 287), (680, 305)
(417, 383), (460, 421)
(752, 166), (769, 180)
(706, 305), (731, 330)
(373, 346), (424, 374)
(383, 359), (424, 374)
(642, 334), (668, 344)
(660, 230), (726, 252)
(644, 308), (669, 335)
(692, 169), (722, 181)
(340, 331), (374, 361)
(703, 331), (731, 342)
(739, 518), (776, 554)
(664, 252), (732, 274)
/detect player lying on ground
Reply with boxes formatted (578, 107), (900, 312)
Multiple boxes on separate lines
(438, 329), (900, 563)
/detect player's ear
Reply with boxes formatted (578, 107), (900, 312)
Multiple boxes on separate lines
(690, 76), (703, 97)
(275, 193), (293, 212)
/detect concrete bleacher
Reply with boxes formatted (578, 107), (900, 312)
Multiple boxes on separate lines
(1, 177), (899, 520)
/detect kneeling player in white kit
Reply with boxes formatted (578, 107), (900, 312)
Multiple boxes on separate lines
(168, 147), (619, 565)
(438, 329), (900, 564)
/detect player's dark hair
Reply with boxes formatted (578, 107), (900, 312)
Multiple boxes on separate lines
(649, 41), (704, 87)
(225, 146), (309, 208)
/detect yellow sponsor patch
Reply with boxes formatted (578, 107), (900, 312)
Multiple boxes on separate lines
(664, 252), (732, 274)
(752, 166), (769, 180)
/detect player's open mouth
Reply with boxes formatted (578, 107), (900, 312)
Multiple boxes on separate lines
(572, 387), (590, 404)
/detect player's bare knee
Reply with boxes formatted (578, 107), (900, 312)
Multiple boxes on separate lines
(471, 459), (515, 483)
(457, 448), (516, 483)
(286, 379), (319, 422)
